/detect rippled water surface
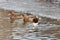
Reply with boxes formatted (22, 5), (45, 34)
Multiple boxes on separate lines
(0, 13), (60, 40)
(0, 0), (60, 40)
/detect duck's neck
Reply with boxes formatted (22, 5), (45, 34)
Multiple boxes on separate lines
(33, 23), (38, 27)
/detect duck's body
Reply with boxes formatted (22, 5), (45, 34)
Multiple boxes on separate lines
(7, 11), (41, 32)
(7, 11), (24, 23)
(7, 12), (37, 23)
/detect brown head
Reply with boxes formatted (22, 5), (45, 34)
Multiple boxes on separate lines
(32, 16), (39, 23)
(33, 17), (39, 23)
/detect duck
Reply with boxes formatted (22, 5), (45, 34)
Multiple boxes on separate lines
(7, 11), (41, 32)
(7, 11), (24, 23)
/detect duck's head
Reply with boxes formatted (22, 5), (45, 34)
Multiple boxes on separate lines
(32, 16), (41, 27)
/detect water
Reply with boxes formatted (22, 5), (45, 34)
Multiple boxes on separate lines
(0, 0), (60, 19)
(0, 0), (60, 40)
(0, 13), (60, 40)
(10, 19), (60, 40)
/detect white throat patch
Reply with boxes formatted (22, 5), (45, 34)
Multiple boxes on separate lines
(33, 23), (38, 27)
